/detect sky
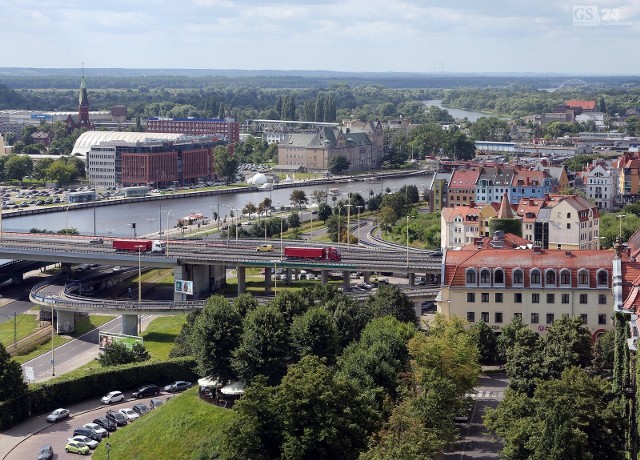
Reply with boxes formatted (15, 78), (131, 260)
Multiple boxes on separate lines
(2, 0), (639, 74)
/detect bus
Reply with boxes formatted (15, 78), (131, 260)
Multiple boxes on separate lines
(67, 190), (97, 203)
(177, 213), (209, 227)
(119, 186), (150, 198)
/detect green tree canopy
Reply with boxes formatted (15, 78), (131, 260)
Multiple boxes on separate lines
(329, 155), (351, 175)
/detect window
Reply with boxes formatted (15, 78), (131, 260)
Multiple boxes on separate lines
(546, 313), (555, 324)
(597, 270), (608, 287)
(495, 312), (503, 323)
(580, 313), (588, 324)
(599, 294), (607, 305)
(598, 314), (607, 325)
(560, 269), (571, 286)
(514, 293), (522, 303)
(580, 294), (588, 304)
(481, 312), (489, 322)
(578, 269), (589, 286)
(495, 293), (503, 303)
(466, 269), (477, 285)
(532, 293), (540, 303)
(567, 223), (571, 229)
(547, 293), (555, 304)
(513, 269), (524, 285)
(514, 312), (522, 320)
(531, 313), (539, 324)
(482, 293), (489, 302)
(562, 293), (570, 304)
(480, 269), (491, 284)
(467, 312), (475, 322)
(467, 293), (475, 302)
(494, 268), (505, 285)
(545, 270), (556, 286)
(531, 269), (541, 285)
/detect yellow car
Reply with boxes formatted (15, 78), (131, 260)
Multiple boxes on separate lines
(256, 244), (274, 252)
(65, 440), (90, 455)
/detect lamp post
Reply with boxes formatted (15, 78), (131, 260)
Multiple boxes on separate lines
(280, 217), (284, 261)
(272, 259), (278, 295)
(106, 442), (111, 460)
(337, 205), (342, 244)
(356, 205), (363, 243)
(406, 214), (415, 267)
(617, 214), (627, 239)
(48, 295), (55, 376)
(163, 210), (174, 256)
(136, 245), (144, 334)
(92, 194), (97, 236)
(233, 209), (240, 243)
(345, 204), (352, 244)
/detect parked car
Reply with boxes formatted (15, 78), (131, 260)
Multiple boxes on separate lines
(132, 384), (159, 398)
(93, 416), (117, 432)
(65, 440), (90, 455)
(101, 390), (124, 404)
(106, 410), (128, 427)
(164, 380), (193, 393)
(37, 445), (53, 460)
(72, 427), (102, 442)
(149, 398), (163, 409)
(66, 435), (99, 449)
(46, 408), (70, 422)
(133, 403), (150, 416)
(118, 408), (140, 422)
(83, 422), (107, 438)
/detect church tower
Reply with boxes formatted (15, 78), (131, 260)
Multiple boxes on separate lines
(78, 68), (90, 128)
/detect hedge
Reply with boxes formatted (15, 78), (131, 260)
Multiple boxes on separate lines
(0, 357), (197, 432)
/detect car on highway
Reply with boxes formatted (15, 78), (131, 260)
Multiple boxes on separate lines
(83, 422), (107, 438)
(66, 435), (99, 449)
(112, 265), (123, 272)
(101, 390), (124, 404)
(164, 380), (193, 393)
(132, 384), (159, 398)
(46, 408), (70, 422)
(133, 402), (150, 416)
(89, 238), (103, 244)
(118, 407), (140, 422)
(106, 410), (128, 427)
(93, 416), (117, 432)
(65, 440), (90, 455)
(256, 244), (274, 252)
(37, 445), (53, 460)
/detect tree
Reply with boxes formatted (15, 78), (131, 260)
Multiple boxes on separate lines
(3, 132), (16, 146)
(97, 341), (150, 366)
(398, 184), (419, 204)
(365, 284), (417, 325)
(317, 202), (332, 223)
(0, 342), (27, 401)
(497, 314), (527, 363)
(311, 189), (327, 205)
(3, 154), (33, 181)
(289, 189), (308, 210)
(32, 157), (54, 181)
(192, 296), (242, 383)
(543, 314), (593, 379)
(45, 160), (75, 185)
(290, 307), (339, 364)
(242, 202), (257, 219)
(471, 320), (499, 365)
(469, 117), (511, 142)
(169, 310), (201, 358)
(590, 330), (614, 378)
(232, 305), (290, 385)
(329, 155), (351, 175)
(213, 145), (239, 185)
(376, 206), (398, 231)
(506, 328), (544, 395)
(286, 211), (300, 229)
(257, 197), (272, 220)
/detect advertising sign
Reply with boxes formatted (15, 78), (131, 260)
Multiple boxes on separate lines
(175, 279), (194, 295)
(99, 331), (143, 350)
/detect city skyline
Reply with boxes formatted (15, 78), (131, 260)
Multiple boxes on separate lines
(2, 1), (638, 74)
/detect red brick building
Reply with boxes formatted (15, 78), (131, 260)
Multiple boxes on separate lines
(146, 117), (239, 143)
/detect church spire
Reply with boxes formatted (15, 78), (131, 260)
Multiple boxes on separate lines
(78, 65), (90, 127)
(497, 192), (514, 219)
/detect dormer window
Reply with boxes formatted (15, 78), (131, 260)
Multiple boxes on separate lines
(578, 269), (589, 287)
(480, 268), (491, 285)
(530, 268), (541, 286)
(494, 268), (505, 285)
(545, 269), (557, 287)
(597, 269), (608, 287)
(513, 268), (524, 286)
(466, 268), (477, 285)
(560, 269), (571, 287)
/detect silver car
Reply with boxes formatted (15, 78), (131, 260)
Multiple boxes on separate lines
(46, 408), (70, 422)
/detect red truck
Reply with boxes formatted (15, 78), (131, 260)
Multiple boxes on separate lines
(112, 239), (166, 252)
(284, 246), (341, 261)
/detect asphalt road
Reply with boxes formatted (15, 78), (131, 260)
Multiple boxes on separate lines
(444, 373), (507, 460)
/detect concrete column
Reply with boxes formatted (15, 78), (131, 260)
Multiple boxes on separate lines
(122, 314), (139, 336)
(363, 271), (371, 283)
(191, 264), (211, 299)
(321, 270), (329, 285)
(11, 274), (23, 285)
(60, 263), (73, 274)
(209, 264), (226, 293)
(237, 266), (246, 295)
(408, 273), (415, 287)
(264, 267), (272, 294)
(285, 268), (292, 286)
(343, 271), (350, 291)
(173, 266), (185, 301)
(56, 310), (75, 334)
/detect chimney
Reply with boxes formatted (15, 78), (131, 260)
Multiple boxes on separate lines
(533, 244), (542, 254)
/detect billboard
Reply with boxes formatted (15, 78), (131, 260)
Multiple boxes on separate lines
(99, 331), (143, 350)
(175, 279), (193, 295)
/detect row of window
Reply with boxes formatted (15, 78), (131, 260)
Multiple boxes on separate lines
(466, 267), (608, 287)
(466, 292), (608, 305)
(467, 311), (607, 325)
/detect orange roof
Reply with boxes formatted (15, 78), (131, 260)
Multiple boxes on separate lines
(565, 100), (596, 110)
(449, 168), (481, 191)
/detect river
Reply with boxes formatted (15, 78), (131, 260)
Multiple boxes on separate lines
(2, 175), (434, 237)
(423, 99), (493, 122)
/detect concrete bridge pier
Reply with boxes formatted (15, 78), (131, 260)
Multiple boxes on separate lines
(56, 310), (75, 334)
(343, 271), (350, 291)
(237, 266), (246, 295)
(408, 273), (415, 287)
(264, 267), (272, 294)
(173, 266), (185, 301)
(60, 263), (73, 275)
(122, 314), (139, 336)
(321, 270), (329, 285)
(285, 268), (292, 286)
(363, 272), (371, 283)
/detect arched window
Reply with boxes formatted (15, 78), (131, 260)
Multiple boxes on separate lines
(597, 269), (608, 287)
(545, 269), (557, 286)
(578, 269), (589, 286)
(466, 268), (477, 285)
(512, 268), (524, 285)
(530, 268), (541, 286)
(480, 268), (491, 284)
(560, 269), (571, 286)
(494, 268), (505, 285)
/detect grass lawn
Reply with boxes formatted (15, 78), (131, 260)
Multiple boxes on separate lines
(91, 388), (235, 460)
(142, 315), (187, 360)
(0, 313), (38, 346)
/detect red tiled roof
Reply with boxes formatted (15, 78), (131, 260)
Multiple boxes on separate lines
(511, 169), (546, 187)
(449, 168), (481, 191)
(565, 100), (596, 110)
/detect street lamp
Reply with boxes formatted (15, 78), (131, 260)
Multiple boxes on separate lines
(272, 259), (278, 296)
(136, 245), (144, 334)
(406, 214), (415, 267)
(106, 442), (111, 460)
(280, 217), (284, 261)
(337, 205), (343, 244)
(617, 214), (627, 239)
(163, 210), (174, 256)
(47, 295), (55, 376)
(233, 209), (240, 243)
(356, 205), (363, 243)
